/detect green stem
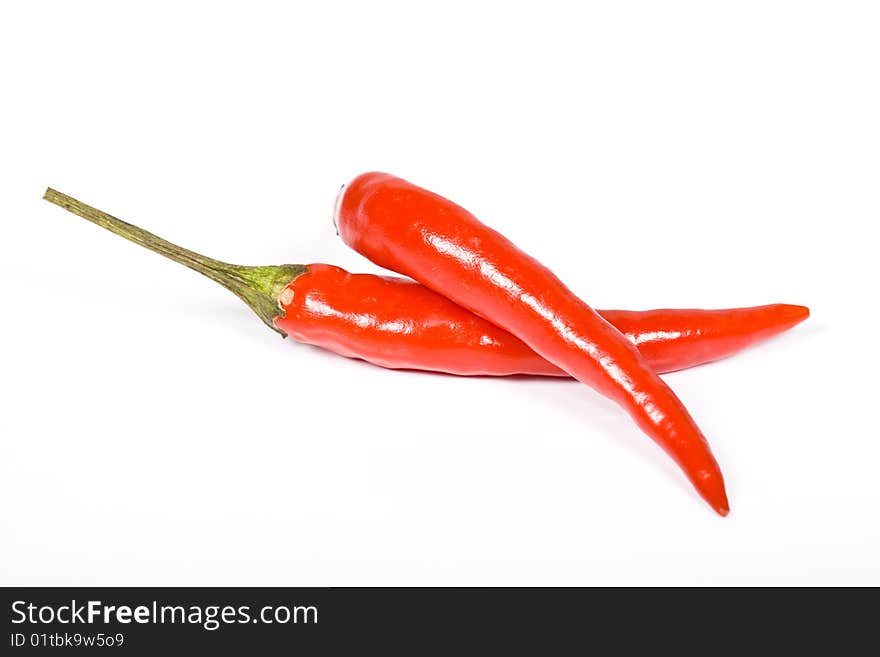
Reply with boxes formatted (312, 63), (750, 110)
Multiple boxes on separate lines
(43, 188), (306, 336)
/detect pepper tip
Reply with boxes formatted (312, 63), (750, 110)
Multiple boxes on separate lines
(694, 472), (730, 517)
(711, 487), (731, 517)
(784, 303), (810, 324)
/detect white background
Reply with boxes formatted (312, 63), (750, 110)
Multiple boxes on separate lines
(2, 1), (878, 586)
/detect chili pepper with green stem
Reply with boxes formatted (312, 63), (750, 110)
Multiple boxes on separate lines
(43, 189), (807, 380)
(45, 188), (808, 516)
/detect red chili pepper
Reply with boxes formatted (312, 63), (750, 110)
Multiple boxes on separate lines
(278, 263), (808, 377)
(45, 188), (806, 516)
(334, 173), (737, 514)
(43, 189), (808, 381)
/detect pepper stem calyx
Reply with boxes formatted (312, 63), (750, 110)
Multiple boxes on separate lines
(42, 188), (305, 336)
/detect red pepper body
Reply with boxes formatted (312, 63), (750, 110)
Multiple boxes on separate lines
(334, 172), (733, 514)
(276, 264), (556, 376)
(275, 264), (808, 378)
(601, 304), (809, 374)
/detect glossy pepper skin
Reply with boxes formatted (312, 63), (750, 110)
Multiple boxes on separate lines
(335, 173), (731, 515)
(275, 264), (809, 377)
